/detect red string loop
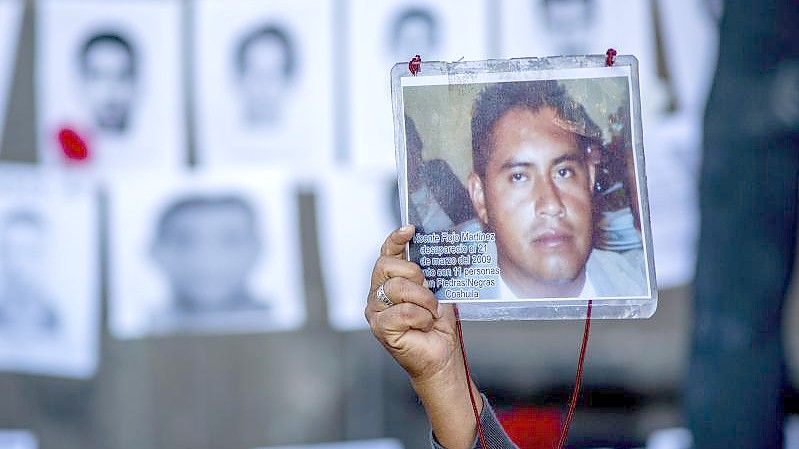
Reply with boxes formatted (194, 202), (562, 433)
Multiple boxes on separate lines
(409, 54), (422, 76)
(605, 48), (617, 66)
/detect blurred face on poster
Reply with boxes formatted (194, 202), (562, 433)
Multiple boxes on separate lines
(541, 0), (595, 55)
(235, 25), (295, 127)
(0, 209), (60, 335)
(389, 8), (439, 62)
(150, 196), (264, 313)
(79, 32), (138, 133)
(0, 210), (48, 294)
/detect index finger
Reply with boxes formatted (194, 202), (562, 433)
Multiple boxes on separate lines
(380, 225), (416, 258)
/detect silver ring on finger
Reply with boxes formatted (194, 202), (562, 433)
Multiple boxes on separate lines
(376, 282), (394, 307)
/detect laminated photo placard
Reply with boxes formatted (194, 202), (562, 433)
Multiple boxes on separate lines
(391, 56), (657, 320)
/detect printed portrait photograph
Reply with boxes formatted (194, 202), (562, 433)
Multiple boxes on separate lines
(0, 165), (99, 378)
(36, 0), (185, 170)
(193, 0), (334, 168)
(0, 0), (23, 155)
(347, 0), (489, 171)
(316, 169), (398, 331)
(398, 64), (654, 303)
(108, 170), (305, 338)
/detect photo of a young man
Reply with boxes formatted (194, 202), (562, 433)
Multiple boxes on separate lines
(461, 80), (645, 299)
(400, 71), (651, 302)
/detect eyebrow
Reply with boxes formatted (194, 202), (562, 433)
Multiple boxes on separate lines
(499, 152), (585, 171)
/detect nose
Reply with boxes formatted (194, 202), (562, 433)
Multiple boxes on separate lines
(534, 177), (565, 217)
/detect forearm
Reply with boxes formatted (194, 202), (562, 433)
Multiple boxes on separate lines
(412, 367), (483, 449)
(425, 390), (520, 449)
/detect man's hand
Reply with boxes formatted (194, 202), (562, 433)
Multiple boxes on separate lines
(366, 226), (483, 449)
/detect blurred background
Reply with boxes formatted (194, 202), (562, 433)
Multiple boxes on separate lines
(0, 0), (797, 448)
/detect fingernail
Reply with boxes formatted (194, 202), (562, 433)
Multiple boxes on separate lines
(400, 225), (414, 233)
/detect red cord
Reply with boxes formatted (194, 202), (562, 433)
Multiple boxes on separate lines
(556, 299), (593, 449)
(455, 300), (593, 449)
(454, 304), (488, 448)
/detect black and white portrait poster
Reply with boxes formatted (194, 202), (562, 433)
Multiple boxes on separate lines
(0, 0), (22, 154)
(256, 439), (403, 449)
(36, 0), (185, 170)
(108, 169), (305, 338)
(348, 0), (490, 170)
(316, 170), (398, 331)
(0, 165), (99, 378)
(193, 0), (335, 168)
(498, 0), (658, 105)
(641, 0), (718, 288)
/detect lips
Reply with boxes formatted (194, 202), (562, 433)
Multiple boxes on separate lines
(532, 229), (573, 248)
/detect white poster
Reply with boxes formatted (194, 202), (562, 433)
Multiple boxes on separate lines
(193, 0), (335, 169)
(0, 0), (23, 153)
(108, 169), (305, 338)
(644, 0), (718, 288)
(348, 0), (490, 170)
(0, 430), (37, 449)
(499, 0), (658, 105)
(0, 164), (99, 378)
(257, 439), (403, 449)
(36, 0), (185, 171)
(317, 169), (398, 331)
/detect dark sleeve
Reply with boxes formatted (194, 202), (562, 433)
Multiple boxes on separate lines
(429, 394), (518, 449)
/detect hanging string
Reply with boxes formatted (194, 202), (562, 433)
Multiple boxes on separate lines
(555, 300), (593, 449)
(454, 300), (593, 449)
(454, 304), (488, 449)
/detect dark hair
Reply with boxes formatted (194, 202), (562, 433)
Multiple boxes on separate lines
(235, 24), (295, 78)
(390, 8), (438, 48)
(471, 80), (602, 178)
(155, 195), (259, 240)
(79, 32), (137, 77)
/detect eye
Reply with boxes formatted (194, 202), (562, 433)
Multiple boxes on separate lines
(510, 172), (528, 183)
(556, 167), (575, 179)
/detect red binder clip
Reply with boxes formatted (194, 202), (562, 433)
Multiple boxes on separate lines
(409, 54), (421, 75)
(605, 48), (617, 66)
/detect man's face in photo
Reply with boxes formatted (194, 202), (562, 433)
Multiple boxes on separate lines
(469, 106), (595, 294)
(239, 33), (291, 125)
(81, 37), (137, 133)
(152, 201), (261, 311)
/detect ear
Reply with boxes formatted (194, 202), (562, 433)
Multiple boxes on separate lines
(467, 172), (489, 225)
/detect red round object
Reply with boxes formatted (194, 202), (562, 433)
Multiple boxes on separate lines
(57, 127), (90, 162)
